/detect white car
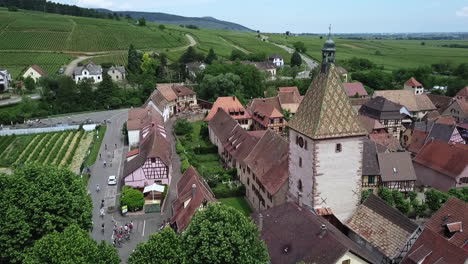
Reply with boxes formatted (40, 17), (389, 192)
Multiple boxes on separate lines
(107, 175), (117, 185)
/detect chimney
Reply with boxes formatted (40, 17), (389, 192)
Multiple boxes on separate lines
(192, 184), (196, 198)
(258, 213), (263, 231)
(319, 224), (327, 238)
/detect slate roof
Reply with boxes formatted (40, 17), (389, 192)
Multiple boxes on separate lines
(424, 197), (468, 248)
(377, 152), (417, 182)
(252, 202), (380, 264)
(347, 194), (419, 259)
(374, 90), (436, 112)
(413, 140), (468, 179)
(244, 129), (289, 195)
(427, 123), (458, 143)
(108, 66), (126, 74)
(362, 138), (381, 176)
(405, 77), (423, 87)
(288, 64), (367, 139)
(343, 82), (368, 97)
(359, 96), (404, 120)
(205, 96), (250, 121)
(74, 62), (102, 76)
(400, 229), (468, 264)
(170, 167), (216, 232)
(268, 54), (283, 60)
(427, 94), (452, 114)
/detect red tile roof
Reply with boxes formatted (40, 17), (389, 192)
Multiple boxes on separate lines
(369, 133), (402, 152)
(405, 77), (423, 87)
(205, 96), (250, 121)
(170, 167), (216, 232)
(408, 130), (428, 154)
(244, 130), (288, 195)
(413, 140), (468, 179)
(156, 83), (195, 102)
(343, 82), (368, 97)
(30, 64), (47, 76)
(248, 97), (284, 126)
(126, 149), (139, 158)
(278, 87), (302, 105)
(456, 86), (468, 98)
(127, 106), (163, 131)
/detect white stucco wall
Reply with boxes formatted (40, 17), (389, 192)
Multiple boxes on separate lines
(336, 251), (369, 264)
(128, 130), (140, 147)
(22, 68), (43, 82)
(288, 129), (363, 222)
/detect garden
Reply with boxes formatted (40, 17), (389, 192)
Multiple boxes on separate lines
(174, 120), (252, 215)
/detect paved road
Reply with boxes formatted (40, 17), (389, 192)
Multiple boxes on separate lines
(64, 56), (92, 76)
(0, 94), (40, 107)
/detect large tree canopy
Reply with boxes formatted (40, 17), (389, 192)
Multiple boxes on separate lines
(0, 164), (92, 263)
(23, 225), (120, 264)
(129, 227), (183, 264)
(197, 73), (243, 102)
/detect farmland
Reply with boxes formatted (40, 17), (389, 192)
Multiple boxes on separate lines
(0, 51), (73, 77)
(266, 34), (468, 70)
(0, 129), (94, 173)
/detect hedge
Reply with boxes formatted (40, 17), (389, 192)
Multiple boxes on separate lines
(120, 186), (145, 212)
(212, 183), (246, 199)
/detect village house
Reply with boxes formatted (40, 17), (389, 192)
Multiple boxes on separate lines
(208, 108), (240, 156)
(252, 202), (380, 264)
(123, 121), (172, 189)
(401, 197), (468, 264)
(369, 133), (403, 152)
(277, 86), (303, 114)
(247, 97), (286, 134)
(240, 129), (289, 211)
(361, 139), (383, 194)
(73, 62), (103, 84)
(336, 66), (349, 82)
(343, 82), (369, 98)
(268, 54), (284, 67)
(442, 87), (468, 123)
(287, 35), (368, 222)
(413, 140), (468, 192)
(126, 106), (163, 147)
(205, 96), (251, 129)
(22, 64), (47, 82)
(145, 89), (171, 122)
(170, 166), (216, 233)
(359, 96), (408, 139)
(0, 68), (12, 92)
(374, 90), (436, 120)
(358, 115), (386, 135)
(377, 152), (417, 192)
(347, 194), (420, 263)
(185, 62), (207, 78)
(241, 61), (277, 77)
(427, 94), (452, 114)
(107, 66), (126, 82)
(156, 83), (197, 116)
(404, 77), (425, 95)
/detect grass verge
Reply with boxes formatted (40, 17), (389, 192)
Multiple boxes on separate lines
(220, 197), (253, 216)
(83, 125), (106, 168)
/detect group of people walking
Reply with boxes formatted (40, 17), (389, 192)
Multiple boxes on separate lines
(100, 143), (118, 167)
(112, 222), (133, 247)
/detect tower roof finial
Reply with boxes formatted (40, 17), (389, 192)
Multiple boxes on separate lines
(328, 24), (332, 39)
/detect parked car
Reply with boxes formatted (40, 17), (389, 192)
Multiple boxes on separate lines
(107, 175), (117, 185)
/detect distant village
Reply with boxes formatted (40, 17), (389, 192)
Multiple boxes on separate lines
(0, 34), (467, 264)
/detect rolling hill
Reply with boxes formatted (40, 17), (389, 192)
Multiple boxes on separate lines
(97, 9), (254, 32)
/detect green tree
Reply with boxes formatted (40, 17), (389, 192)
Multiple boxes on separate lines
(158, 24), (166, 30)
(129, 228), (183, 264)
(18, 96), (39, 120)
(95, 73), (117, 109)
(179, 46), (204, 64)
(378, 187), (394, 206)
(24, 225), (120, 264)
(293, 41), (306, 53)
(291, 51), (302, 67)
(183, 203), (269, 264)
(352, 70), (395, 91)
(425, 189), (449, 212)
(230, 49), (247, 61)
(120, 186), (145, 212)
(127, 44), (143, 74)
(24, 76), (36, 91)
(0, 164), (92, 263)
(141, 53), (160, 75)
(198, 73), (243, 101)
(421, 41), (426, 46)
(361, 190), (372, 203)
(138, 17), (146, 26)
(174, 120), (193, 136)
(204, 48), (217, 64)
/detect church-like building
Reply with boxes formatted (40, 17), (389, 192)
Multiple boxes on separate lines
(287, 32), (367, 222)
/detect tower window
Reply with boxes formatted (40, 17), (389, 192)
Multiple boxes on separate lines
(304, 140), (308, 150)
(298, 137), (304, 148)
(298, 180), (303, 192)
(335, 143), (342, 153)
(299, 157), (302, 167)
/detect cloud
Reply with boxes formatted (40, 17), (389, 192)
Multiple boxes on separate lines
(77, 0), (114, 8)
(456, 6), (468, 17)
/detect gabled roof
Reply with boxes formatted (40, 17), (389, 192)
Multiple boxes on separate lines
(278, 87), (302, 105)
(248, 97), (283, 126)
(208, 108), (239, 143)
(359, 96), (403, 120)
(408, 130), (429, 154)
(377, 152), (417, 182)
(362, 138), (381, 176)
(358, 115), (385, 134)
(405, 77), (423, 87)
(427, 94), (452, 114)
(369, 133), (402, 152)
(145, 88), (169, 113)
(456, 86), (468, 98)
(156, 83), (195, 102)
(108, 66), (126, 74)
(336, 66), (348, 74)
(343, 82), (368, 97)
(413, 140), (468, 179)
(347, 194), (419, 259)
(205, 96), (250, 121)
(127, 106), (163, 131)
(268, 54), (283, 60)
(29, 64), (47, 76)
(252, 202), (380, 264)
(427, 123), (458, 143)
(424, 197), (468, 248)
(223, 125), (261, 163)
(288, 64), (367, 139)
(74, 62), (102, 76)
(374, 90), (436, 112)
(244, 129), (288, 195)
(453, 96), (468, 114)
(170, 167), (216, 232)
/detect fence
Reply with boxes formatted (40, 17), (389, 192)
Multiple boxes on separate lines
(0, 125), (80, 136)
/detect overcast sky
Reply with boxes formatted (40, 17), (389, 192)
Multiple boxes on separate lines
(53, 0), (468, 33)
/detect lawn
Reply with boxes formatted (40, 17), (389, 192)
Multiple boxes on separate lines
(220, 197), (253, 216)
(266, 34), (468, 71)
(83, 125), (106, 169)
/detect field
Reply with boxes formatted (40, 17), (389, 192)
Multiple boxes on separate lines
(266, 34), (468, 70)
(0, 129), (93, 172)
(220, 197), (253, 216)
(0, 51), (73, 77)
(83, 53), (128, 66)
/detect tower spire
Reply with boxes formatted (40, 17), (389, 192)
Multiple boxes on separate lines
(328, 24), (332, 40)
(321, 25), (336, 71)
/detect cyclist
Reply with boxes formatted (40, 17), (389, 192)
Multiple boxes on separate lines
(96, 184), (100, 192)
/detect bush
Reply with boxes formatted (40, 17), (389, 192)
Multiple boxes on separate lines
(120, 186), (145, 212)
(361, 190), (372, 203)
(8, 6), (18, 12)
(408, 191), (417, 201)
(212, 184), (245, 198)
(176, 140), (185, 154)
(194, 145), (218, 154)
(174, 120), (193, 136)
(181, 159), (190, 173)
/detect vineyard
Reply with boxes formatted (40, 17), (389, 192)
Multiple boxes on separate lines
(83, 53), (128, 66)
(0, 51), (73, 77)
(0, 129), (94, 173)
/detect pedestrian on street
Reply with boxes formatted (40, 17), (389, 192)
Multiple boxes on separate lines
(129, 221), (133, 233)
(115, 143), (117, 149)
(99, 153), (101, 160)
(105, 144), (107, 150)
(110, 160), (112, 167)
(103, 160), (106, 167)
